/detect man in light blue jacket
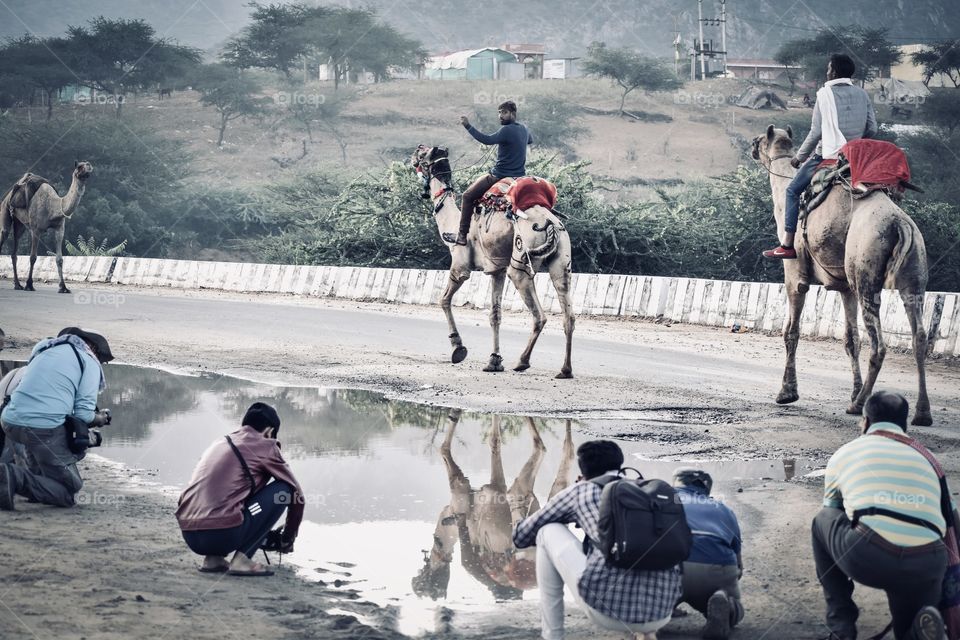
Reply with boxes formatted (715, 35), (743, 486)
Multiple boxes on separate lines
(763, 53), (877, 260)
(0, 327), (113, 509)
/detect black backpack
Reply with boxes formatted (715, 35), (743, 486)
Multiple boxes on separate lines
(591, 468), (693, 571)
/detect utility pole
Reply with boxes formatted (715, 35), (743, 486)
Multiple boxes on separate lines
(698, 0), (706, 79)
(720, 0), (728, 75)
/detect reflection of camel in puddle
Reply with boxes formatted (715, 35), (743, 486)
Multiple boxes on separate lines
(413, 411), (576, 601)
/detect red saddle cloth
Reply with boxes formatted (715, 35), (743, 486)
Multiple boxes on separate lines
(840, 138), (911, 190)
(481, 176), (557, 212)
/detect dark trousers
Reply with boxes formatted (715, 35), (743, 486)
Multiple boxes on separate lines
(784, 155), (821, 233)
(182, 481), (292, 559)
(812, 507), (947, 640)
(458, 173), (501, 237)
(680, 562), (744, 627)
(1, 420), (83, 507)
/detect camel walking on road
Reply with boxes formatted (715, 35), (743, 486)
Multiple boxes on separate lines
(412, 146), (574, 378)
(753, 126), (931, 425)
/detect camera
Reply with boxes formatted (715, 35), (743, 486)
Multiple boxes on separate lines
(261, 527), (294, 553)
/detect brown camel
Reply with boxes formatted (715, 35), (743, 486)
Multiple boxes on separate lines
(411, 146), (575, 378)
(413, 410), (576, 600)
(0, 161), (93, 293)
(752, 126), (932, 425)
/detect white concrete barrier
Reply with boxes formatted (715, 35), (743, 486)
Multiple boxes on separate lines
(1, 256), (957, 355)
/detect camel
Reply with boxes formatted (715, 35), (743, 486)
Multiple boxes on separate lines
(0, 161), (92, 293)
(411, 146), (575, 378)
(413, 410), (576, 600)
(752, 125), (932, 425)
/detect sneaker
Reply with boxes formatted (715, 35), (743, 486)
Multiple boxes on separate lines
(454, 232), (468, 246)
(0, 464), (15, 511)
(702, 591), (732, 640)
(762, 245), (798, 259)
(911, 606), (946, 640)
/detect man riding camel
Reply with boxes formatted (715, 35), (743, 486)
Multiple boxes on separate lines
(762, 53), (877, 260)
(456, 100), (534, 246)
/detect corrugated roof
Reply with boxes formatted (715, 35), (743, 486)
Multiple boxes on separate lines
(427, 48), (514, 70)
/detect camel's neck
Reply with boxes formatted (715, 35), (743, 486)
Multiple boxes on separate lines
(59, 176), (86, 217)
(430, 176), (460, 230)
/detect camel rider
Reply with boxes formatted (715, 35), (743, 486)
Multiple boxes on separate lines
(456, 100), (534, 246)
(763, 54), (877, 260)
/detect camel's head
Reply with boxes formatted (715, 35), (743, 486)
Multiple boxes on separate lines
(751, 124), (794, 162)
(74, 161), (93, 182)
(411, 145), (452, 199)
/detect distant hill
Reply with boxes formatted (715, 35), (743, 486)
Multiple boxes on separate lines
(1, 0), (957, 58)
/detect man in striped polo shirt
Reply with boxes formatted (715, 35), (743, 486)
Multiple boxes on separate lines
(812, 391), (948, 640)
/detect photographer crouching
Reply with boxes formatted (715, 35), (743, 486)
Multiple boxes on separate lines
(176, 403), (304, 577)
(0, 327), (114, 510)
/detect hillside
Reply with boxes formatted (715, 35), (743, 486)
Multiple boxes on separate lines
(1, 0), (956, 58)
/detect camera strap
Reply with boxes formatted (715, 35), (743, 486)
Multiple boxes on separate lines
(224, 435), (257, 500)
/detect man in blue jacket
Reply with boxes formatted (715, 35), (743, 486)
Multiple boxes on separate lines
(456, 100), (534, 246)
(0, 327), (113, 509)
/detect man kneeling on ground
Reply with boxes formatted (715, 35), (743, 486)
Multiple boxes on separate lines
(813, 390), (950, 640)
(513, 440), (681, 640)
(0, 327), (114, 510)
(673, 468), (744, 640)
(176, 402), (304, 576)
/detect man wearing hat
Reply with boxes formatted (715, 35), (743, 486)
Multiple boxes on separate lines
(0, 327), (114, 510)
(176, 402), (304, 577)
(673, 468), (745, 640)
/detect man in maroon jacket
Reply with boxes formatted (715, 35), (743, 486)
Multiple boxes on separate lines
(176, 402), (304, 576)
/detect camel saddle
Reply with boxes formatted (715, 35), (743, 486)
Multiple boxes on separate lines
(480, 176), (559, 218)
(4, 173), (49, 216)
(800, 139), (919, 221)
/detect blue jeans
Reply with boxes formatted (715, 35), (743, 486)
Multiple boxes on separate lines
(785, 155), (822, 234)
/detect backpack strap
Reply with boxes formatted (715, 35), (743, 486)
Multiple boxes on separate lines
(851, 506), (943, 536)
(225, 435), (257, 500)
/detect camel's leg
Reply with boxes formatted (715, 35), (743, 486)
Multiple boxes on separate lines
(440, 409), (471, 515)
(483, 272), (506, 373)
(53, 223), (69, 294)
(3, 222), (23, 290)
(507, 265), (547, 373)
(548, 420), (576, 499)
(777, 289), (807, 404)
(901, 289), (932, 426)
(488, 415), (506, 492)
(440, 272), (470, 364)
(548, 256), (575, 379)
(506, 417), (546, 522)
(840, 290), (863, 402)
(24, 231), (39, 292)
(849, 291), (886, 415)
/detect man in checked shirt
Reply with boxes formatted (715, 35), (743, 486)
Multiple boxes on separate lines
(513, 440), (681, 640)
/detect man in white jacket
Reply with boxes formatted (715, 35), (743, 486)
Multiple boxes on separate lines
(762, 53), (877, 260)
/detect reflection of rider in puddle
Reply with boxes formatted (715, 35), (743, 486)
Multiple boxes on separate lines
(413, 410), (576, 600)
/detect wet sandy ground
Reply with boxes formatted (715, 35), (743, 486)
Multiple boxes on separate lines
(1, 283), (958, 639)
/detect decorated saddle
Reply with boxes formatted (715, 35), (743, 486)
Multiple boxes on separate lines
(480, 176), (557, 216)
(3, 173), (49, 217)
(800, 139), (919, 219)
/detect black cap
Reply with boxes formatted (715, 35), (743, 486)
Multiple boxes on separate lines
(58, 327), (114, 363)
(243, 402), (281, 435)
(672, 467), (714, 495)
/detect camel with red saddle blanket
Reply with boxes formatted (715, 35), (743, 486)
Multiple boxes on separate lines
(412, 146), (574, 378)
(753, 126), (932, 426)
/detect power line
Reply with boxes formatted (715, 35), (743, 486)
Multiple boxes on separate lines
(735, 15), (959, 42)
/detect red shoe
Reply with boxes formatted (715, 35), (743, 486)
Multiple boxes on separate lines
(762, 245), (797, 259)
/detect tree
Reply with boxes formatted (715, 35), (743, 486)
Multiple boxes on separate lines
(920, 89), (960, 134)
(193, 63), (271, 147)
(582, 42), (681, 115)
(0, 36), (76, 119)
(774, 26), (902, 87)
(222, 3), (318, 79)
(282, 84), (354, 160)
(67, 17), (200, 116)
(911, 40), (960, 87)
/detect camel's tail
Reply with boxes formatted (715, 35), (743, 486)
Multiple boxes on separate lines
(884, 215), (918, 290)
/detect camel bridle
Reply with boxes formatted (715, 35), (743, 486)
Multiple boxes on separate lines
(753, 137), (796, 180)
(413, 147), (454, 210)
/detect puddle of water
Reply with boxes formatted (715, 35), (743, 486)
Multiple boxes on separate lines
(0, 360), (819, 635)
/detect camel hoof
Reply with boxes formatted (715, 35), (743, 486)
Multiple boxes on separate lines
(846, 403), (863, 415)
(58, 286), (71, 294)
(451, 345), (467, 364)
(513, 363), (530, 372)
(24, 283), (35, 292)
(483, 353), (504, 373)
(775, 390), (799, 404)
(13, 282), (23, 290)
(555, 371), (573, 379)
(911, 412), (933, 427)
(851, 386), (863, 402)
